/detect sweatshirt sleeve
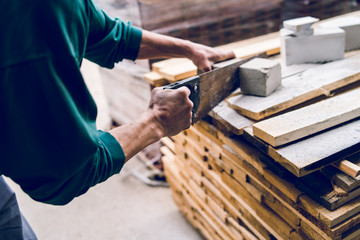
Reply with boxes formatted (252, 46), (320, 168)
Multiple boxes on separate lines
(1, 55), (126, 205)
(84, 0), (143, 68)
(0, 0), (139, 206)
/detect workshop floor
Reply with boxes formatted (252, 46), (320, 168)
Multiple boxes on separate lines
(6, 157), (203, 240)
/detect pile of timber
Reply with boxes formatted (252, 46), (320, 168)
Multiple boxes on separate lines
(161, 120), (360, 240)
(143, 12), (360, 239)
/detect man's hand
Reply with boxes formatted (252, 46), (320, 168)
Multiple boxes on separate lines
(109, 86), (192, 162)
(148, 86), (193, 137)
(187, 42), (235, 72)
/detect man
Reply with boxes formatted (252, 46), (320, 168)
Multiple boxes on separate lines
(0, 0), (234, 238)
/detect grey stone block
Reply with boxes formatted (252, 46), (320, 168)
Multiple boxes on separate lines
(239, 58), (281, 97)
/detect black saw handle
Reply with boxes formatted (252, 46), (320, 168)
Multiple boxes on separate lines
(163, 76), (200, 124)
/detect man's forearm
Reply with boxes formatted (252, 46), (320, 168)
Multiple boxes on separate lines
(137, 30), (235, 72)
(108, 111), (163, 162)
(108, 87), (192, 162)
(137, 30), (193, 60)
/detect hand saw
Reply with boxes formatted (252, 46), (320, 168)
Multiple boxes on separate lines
(163, 52), (266, 124)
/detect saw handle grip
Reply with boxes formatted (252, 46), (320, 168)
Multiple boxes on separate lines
(163, 76), (200, 124)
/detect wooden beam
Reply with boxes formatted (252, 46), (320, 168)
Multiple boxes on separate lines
(143, 71), (168, 87)
(227, 54), (360, 120)
(252, 87), (360, 147)
(158, 61), (197, 82)
(332, 159), (360, 178)
(152, 58), (189, 72)
(322, 152), (360, 192)
(208, 101), (254, 136)
(244, 120), (360, 178)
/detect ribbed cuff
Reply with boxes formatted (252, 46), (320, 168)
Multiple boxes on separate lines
(98, 130), (125, 174)
(124, 25), (142, 61)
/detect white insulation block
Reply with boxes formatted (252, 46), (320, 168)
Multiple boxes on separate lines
(281, 27), (345, 66)
(283, 16), (319, 32)
(319, 16), (360, 51)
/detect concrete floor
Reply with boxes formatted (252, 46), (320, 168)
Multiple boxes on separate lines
(6, 157), (203, 240)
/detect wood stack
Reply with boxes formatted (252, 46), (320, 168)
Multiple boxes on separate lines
(145, 12), (360, 240)
(161, 120), (360, 240)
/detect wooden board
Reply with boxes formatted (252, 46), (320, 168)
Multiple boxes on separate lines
(244, 120), (360, 177)
(295, 171), (360, 211)
(269, 54), (320, 78)
(208, 101), (254, 135)
(227, 54), (360, 120)
(332, 159), (360, 178)
(252, 87), (360, 147)
(322, 152), (360, 192)
(143, 71), (168, 87)
(152, 58), (190, 72)
(158, 61), (197, 82)
(215, 32), (279, 53)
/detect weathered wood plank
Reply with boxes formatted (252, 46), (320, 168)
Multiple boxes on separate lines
(295, 171), (360, 211)
(143, 71), (168, 87)
(268, 119), (360, 177)
(208, 101), (254, 135)
(322, 152), (360, 192)
(227, 55), (360, 120)
(252, 87), (360, 147)
(158, 61), (197, 82)
(244, 118), (360, 178)
(244, 125), (360, 228)
(332, 159), (360, 178)
(152, 58), (189, 72)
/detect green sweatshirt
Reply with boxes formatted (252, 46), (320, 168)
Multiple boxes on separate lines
(0, 0), (142, 205)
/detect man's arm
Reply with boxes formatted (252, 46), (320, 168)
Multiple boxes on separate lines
(138, 30), (236, 72)
(109, 30), (235, 162)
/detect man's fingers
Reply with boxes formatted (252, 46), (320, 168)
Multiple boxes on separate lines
(225, 50), (236, 60)
(177, 86), (191, 96)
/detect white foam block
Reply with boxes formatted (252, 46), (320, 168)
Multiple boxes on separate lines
(283, 16), (319, 32)
(239, 58), (281, 97)
(281, 27), (345, 66)
(319, 16), (360, 51)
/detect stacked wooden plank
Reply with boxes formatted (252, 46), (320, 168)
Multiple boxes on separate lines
(161, 120), (360, 240)
(143, 12), (360, 239)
